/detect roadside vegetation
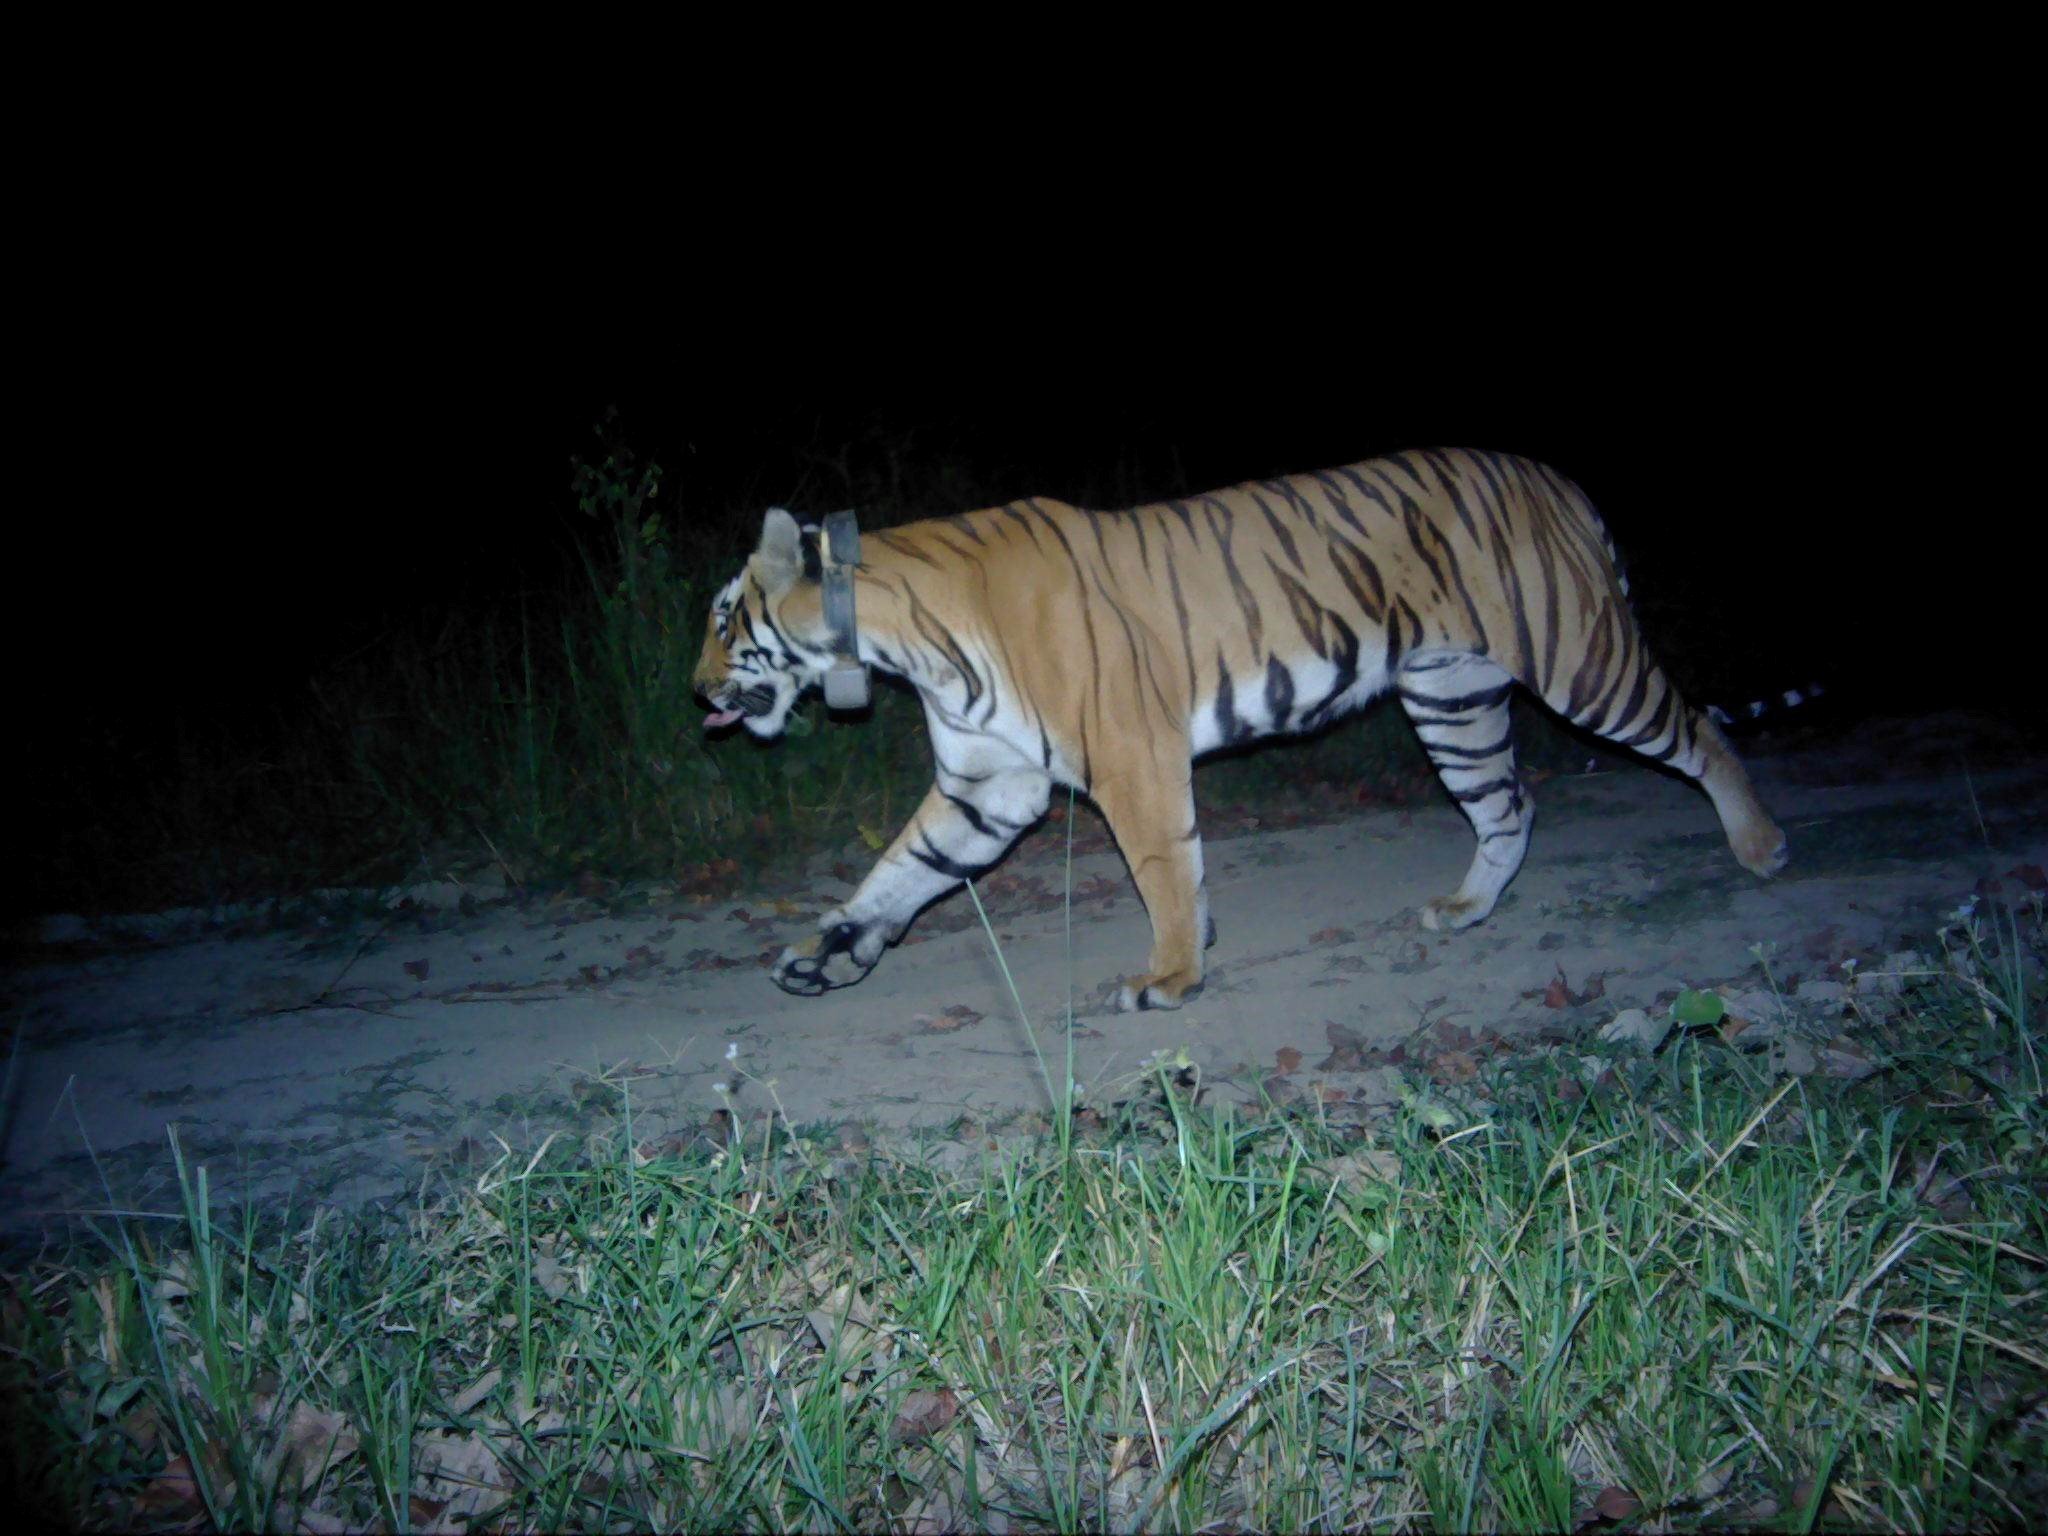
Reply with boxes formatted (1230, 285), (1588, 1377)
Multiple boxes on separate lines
(3, 876), (2042, 1531)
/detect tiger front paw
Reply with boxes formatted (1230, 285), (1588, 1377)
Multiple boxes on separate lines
(1419, 894), (1491, 933)
(1115, 969), (1206, 1012)
(771, 916), (888, 996)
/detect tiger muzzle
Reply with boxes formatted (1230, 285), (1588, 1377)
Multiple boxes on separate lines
(700, 682), (776, 732)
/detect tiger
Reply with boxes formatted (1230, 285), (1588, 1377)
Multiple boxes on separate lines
(692, 447), (1788, 1011)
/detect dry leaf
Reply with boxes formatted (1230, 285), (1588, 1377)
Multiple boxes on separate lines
(1318, 1020), (1367, 1072)
(1429, 1049), (1479, 1085)
(1262, 1074), (1301, 1105)
(531, 1251), (570, 1302)
(413, 1429), (512, 1534)
(1592, 1484), (1641, 1522)
(446, 1368), (503, 1418)
(1430, 1019), (1474, 1050)
(902, 1481), (965, 1536)
(1821, 1039), (1877, 1079)
(1540, 967), (1602, 1008)
(891, 1386), (960, 1443)
(1274, 1046), (1303, 1074)
(276, 1401), (359, 1493)
(1326, 1149), (1401, 1188)
(803, 1259), (885, 1374)
(137, 1452), (209, 1519)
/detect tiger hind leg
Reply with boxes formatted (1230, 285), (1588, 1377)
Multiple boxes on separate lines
(1398, 655), (1532, 932)
(1682, 712), (1788, 877)
(1541, 635), (1788, 881)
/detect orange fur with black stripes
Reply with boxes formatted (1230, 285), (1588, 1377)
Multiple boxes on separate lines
(694, 448), (1786, 1009)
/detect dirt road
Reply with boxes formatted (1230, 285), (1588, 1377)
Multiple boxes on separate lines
(7, 715), (2044, 1233)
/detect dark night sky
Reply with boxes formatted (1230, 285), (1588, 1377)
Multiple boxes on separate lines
(20, 303), (2027, 775)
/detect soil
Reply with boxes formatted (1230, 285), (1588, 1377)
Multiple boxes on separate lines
(6, 712), (2044, 1236)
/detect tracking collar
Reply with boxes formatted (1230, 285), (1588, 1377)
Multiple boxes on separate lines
(819, 509), (871, 710)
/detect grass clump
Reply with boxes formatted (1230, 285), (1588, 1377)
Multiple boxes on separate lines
(5, 891), (2044, 1531)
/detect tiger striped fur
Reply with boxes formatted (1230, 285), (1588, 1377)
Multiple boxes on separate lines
(692, 448), (1788, 1010)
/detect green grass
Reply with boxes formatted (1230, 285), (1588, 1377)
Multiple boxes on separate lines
(6, 894), (2042, 1531)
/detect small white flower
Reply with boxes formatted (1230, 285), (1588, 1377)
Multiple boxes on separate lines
(711, 1082), (728, 1095)
(726, 1041), (739, 1060)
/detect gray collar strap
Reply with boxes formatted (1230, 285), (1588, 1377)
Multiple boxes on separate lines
(819, 509), (871, 710)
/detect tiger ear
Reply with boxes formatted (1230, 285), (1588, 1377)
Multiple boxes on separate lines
(752, 508), (803, 595)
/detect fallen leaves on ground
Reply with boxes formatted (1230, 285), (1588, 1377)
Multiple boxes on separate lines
(1428, 1050), (1479, 1085)
(916, 1003), (985, 1033)
(1536, 967), (1605, 1008)
(1318, 1021), (1368, 1071)
(890, 1387), (959, 1444)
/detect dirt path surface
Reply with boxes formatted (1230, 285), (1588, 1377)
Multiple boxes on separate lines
(7, 716), (2045, 1235)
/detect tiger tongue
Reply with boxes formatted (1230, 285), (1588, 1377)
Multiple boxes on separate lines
(704, 708), (743, 730)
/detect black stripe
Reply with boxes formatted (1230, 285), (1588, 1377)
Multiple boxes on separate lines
(871, 531), (945, 571)
(1269, 559), (1332, 661)
(1264, 656), (1296, 731)
(909, 837), (989, 881)
(1248, 489), (1303, 570)
(1412, 730), (1514, 760)
(1212, 654), (1254, 746)
(1447, 776), (1518, 803)
(942, 791), (997, 839)
(1334, 465), (1396, 518)
(1299, 614), (1360, 729)
(1396, 682), (1515, 713)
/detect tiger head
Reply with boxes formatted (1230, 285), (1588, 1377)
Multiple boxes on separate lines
(693, 509), (833, 739)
